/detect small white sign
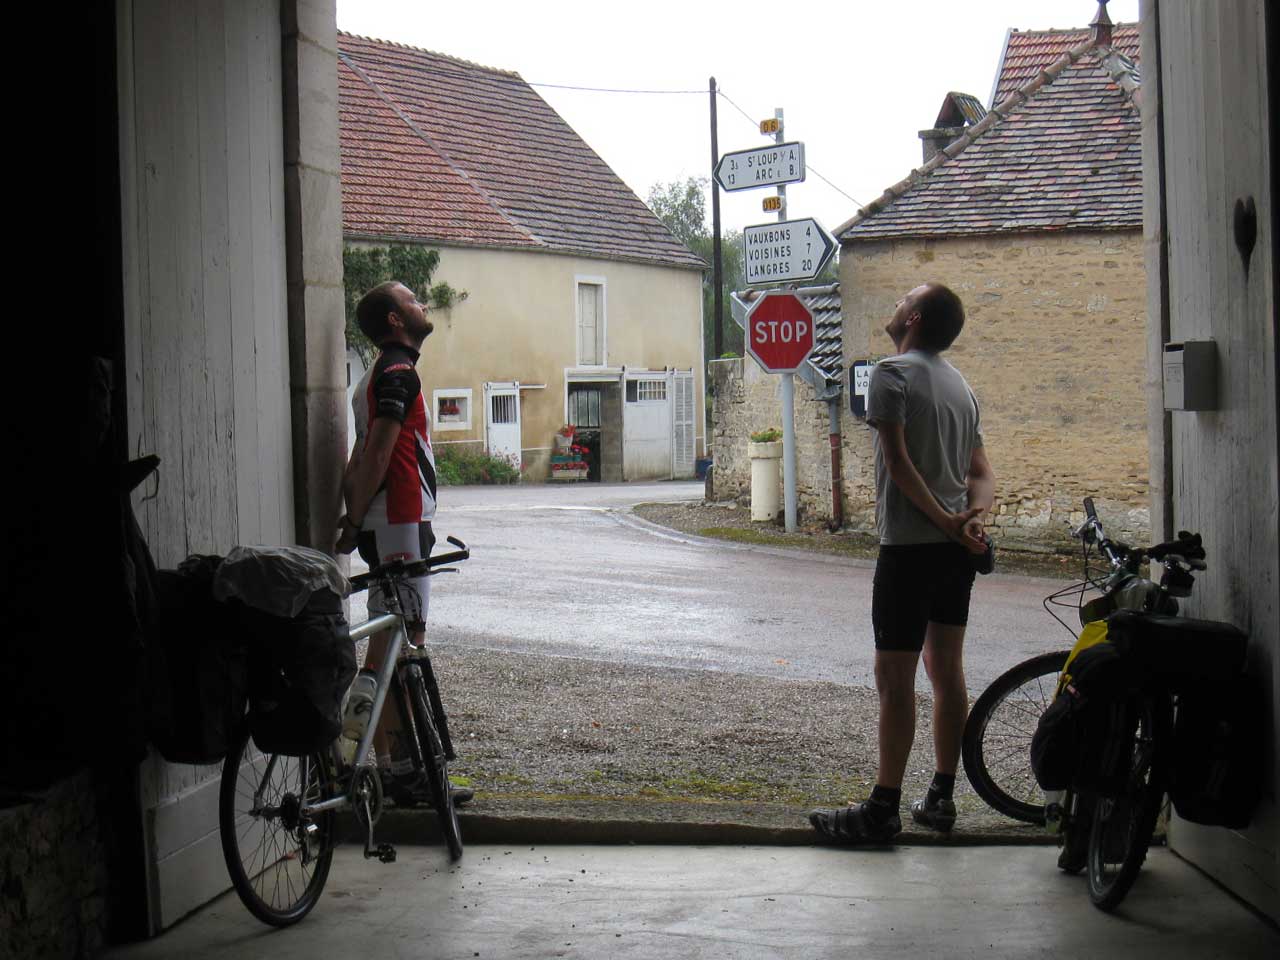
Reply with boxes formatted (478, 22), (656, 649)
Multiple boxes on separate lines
(853, 362), (873, 397)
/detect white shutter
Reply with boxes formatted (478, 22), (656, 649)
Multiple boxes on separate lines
(577, 283), (602, 365)
(671, 370), (695, 477)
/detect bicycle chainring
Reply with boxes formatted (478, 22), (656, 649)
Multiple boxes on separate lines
(352, 766), (384, 829)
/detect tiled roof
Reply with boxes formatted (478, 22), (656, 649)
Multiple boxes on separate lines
(737, 283), (843, 382)
(990, 22), (1140, 106)
(937, 92), (987, 128)
(337, 33), (705, 270)
(836, 37), (1141, 243)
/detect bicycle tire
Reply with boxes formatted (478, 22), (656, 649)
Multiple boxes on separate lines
(962, 651), (1068, 824)
(218, 727), (337, 926)
(406, 665), (463, 860)
(1086, 694), (1171, 911)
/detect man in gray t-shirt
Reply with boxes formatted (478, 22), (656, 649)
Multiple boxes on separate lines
(810, 282), (995, 845)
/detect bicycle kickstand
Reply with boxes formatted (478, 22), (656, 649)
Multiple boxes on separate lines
(360, 792), (397, 864)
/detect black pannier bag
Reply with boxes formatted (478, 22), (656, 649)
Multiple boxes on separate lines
(1105, 610), (1248, 691)
(1170, 674), (1263, 828)
(147, 555), (247, 765)
(1031, 641), (1136, 794)
(213, 546), (355, 757)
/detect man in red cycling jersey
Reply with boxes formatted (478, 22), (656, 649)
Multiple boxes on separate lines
(336, 280), (469, 805)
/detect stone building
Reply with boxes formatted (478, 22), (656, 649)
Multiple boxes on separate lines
(713, 10), (1149, 550)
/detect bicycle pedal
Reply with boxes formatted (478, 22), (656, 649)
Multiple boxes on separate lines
(376, 843), (397, 863)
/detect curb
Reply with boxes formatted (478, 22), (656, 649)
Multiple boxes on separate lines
(340, 809), (1059, 848)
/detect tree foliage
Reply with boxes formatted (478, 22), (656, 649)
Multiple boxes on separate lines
(647, 177), (745, 362)
(342, 244), (468, 364)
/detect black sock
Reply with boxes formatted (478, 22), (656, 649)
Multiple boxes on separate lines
(927, 772), (956, 805)
(867, 785), (902, 821)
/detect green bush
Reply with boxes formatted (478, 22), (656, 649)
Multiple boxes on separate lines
(750, 427), (783, 443)
(435, 445), (520, 485)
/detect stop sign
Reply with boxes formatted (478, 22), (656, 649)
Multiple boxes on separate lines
(745, 292), (815, 373)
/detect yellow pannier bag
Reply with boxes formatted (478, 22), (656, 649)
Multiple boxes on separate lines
(1057, 619), (1110, 695)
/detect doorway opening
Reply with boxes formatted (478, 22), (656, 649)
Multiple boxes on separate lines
(567, 381), (622, 482)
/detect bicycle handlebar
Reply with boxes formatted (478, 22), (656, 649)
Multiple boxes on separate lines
(347, 535), (470, 593)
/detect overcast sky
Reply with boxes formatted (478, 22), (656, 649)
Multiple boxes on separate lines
(336, 0), (1140, 238)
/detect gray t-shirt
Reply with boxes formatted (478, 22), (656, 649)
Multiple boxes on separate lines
(866, 349), (984, 545)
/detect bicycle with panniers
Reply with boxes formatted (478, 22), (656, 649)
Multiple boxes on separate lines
(962, 497), (1259, 911)
(218, 537), (470, 927)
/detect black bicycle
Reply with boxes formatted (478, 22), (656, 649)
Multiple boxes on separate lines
(218, 537), (469, 926)
(960, 498), (1201, 825)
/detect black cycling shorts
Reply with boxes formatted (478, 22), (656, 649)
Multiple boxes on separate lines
(872, 542), (977, 652)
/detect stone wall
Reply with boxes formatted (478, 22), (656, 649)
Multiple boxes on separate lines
(711, 230), (1151, 550)
(1, 772), (109, 959)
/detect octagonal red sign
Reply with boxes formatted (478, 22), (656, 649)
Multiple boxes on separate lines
(745, 292), (815, 373)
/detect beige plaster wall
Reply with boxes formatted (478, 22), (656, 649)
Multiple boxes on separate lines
(355, 242), (704, 479)
(713, 230), (1151, 549)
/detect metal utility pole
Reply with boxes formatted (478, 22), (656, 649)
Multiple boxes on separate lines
(709, 77), (723, 361)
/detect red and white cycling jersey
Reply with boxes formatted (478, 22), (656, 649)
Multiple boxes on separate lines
(351, 343), (437, 525)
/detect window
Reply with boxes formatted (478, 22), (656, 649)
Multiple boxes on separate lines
(568, 387), (602, 427)
(432, 388), (473, 432)
(490, 393), (517, 425)
(626, 379), (666, 403)
(576, 281), (605, 365)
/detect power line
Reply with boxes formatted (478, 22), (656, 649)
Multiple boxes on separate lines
(528, 81), (706, 94)
(717, 88), (866, 210)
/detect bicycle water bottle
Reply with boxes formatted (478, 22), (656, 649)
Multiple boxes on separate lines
(342, 668), (378, 741)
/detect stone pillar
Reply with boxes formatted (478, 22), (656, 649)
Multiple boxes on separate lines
(281, 0), (346, 551)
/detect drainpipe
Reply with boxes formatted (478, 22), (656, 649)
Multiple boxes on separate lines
(826, 393), (843, 531)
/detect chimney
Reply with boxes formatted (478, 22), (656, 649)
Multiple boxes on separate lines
(1090, 0), (1113, 46)
(918, 126), (965, 163)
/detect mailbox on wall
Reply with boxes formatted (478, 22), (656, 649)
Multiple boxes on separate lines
(1163, 340), (1218, 411)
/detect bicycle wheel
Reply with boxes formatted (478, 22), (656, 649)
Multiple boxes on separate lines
(405, 665), (463, 860)
(1086, 695), (1171, 911)
(962, 651), (1068, 824)
(219, 727), (337, 926)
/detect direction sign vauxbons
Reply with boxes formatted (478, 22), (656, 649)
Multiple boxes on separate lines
(745, 292), (815, 374)
(713, 141), (806, 192)
(743, 217), (836, 285)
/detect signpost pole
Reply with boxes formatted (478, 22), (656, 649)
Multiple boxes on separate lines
(774, 107), (798, 533)
(781, 371), (797, 532)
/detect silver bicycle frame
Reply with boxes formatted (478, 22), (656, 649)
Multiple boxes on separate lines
(304, 610), (404, 816)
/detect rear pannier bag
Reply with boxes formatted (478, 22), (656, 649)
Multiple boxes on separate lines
(211, 546), (355, 757)
(239, 589), (355, 756)
(1030, 641), (1136, 794)
(1106, 610), (1248, 691)
(1170, 675), (1263, 828)
(146, 556), (247, 765)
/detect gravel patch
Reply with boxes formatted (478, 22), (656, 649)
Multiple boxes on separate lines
(433, 644), (1043, 837)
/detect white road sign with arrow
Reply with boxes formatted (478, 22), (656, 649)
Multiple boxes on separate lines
(742, 217), (836, 284)
(713, 141), (806, 192)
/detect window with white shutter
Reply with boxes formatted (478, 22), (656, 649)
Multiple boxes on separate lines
(576, 281), (604, 365)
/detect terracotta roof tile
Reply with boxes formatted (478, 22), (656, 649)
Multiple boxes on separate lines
(837, 37), (1141, 243)
(991, 22), (1139, 106)
(338, 33), (704, 270)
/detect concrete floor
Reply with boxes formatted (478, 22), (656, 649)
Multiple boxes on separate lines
(106, 844), (1276, 959)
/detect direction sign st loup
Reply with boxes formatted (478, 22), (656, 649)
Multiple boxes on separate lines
(743, 217), (836, 285)
(713, 141), (806, 192)
(745, 292), (816, 374)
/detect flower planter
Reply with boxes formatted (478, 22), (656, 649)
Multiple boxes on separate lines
(748, 441), (783, 521)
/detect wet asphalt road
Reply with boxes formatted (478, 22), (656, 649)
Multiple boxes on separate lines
(349, 481), (1074, 693)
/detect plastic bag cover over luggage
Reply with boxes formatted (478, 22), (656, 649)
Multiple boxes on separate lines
(212, 545), (349, 617)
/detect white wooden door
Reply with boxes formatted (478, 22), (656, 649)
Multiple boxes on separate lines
(622, 374), (671, 480)
(484, 381), (522, 468)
